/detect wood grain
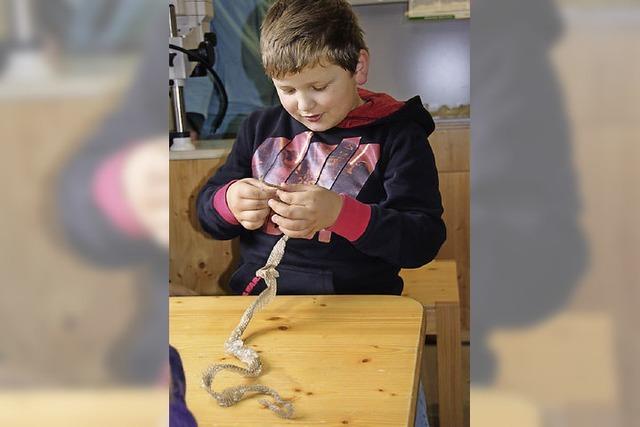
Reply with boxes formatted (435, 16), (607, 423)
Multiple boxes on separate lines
(400, 260), (459, 306)
(436, 302), (464, 427)
(435, 171), (470, 333)
(401, 259), (458, 336)
(400, 260), (464, 425)
(170, 295), (425, 426)
(170, 158), (237, 295)
(430, 123), (470, 173)
(430, 122), (470, 334)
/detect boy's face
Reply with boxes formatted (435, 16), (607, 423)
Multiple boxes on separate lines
(272, 52), (369, 132)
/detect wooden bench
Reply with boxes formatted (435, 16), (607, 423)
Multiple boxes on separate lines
(400, 259), (464, 427)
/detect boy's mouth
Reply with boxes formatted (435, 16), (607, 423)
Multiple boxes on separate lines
(303, 114), (322, 122)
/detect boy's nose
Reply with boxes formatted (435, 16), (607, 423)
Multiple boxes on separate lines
(297, 94), (316, 112)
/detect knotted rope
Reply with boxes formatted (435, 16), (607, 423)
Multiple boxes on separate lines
(201, 235), (294, 419)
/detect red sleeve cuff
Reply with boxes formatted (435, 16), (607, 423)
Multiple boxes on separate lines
(327, 194), (371, 242)
(212, 180), (240, 225)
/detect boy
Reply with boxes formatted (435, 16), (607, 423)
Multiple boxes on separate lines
(197, 0), (445, 297)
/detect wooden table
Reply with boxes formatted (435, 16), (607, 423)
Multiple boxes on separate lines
(400, 260), (464, 427)
(170, 295), (425, 426)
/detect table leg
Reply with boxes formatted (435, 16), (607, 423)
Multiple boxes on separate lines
(436, 302), (464, 426)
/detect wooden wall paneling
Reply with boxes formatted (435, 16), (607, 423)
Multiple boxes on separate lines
(436, 171), (470, 332)
(169, 158), (235, 295)
(430, 126), (470, 173)
(430, 123), (470, 334)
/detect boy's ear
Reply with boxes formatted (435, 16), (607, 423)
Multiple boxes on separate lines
(354, 49), (369, 85)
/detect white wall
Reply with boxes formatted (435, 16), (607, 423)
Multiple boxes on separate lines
(354, 3), (469, 109)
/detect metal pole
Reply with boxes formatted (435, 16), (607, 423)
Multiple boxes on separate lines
(171, 84), (187, 133)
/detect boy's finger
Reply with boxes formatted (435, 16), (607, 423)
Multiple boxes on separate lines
(238, 208), (269, 223)
(267, 199), (306, 219)
(240, 220), (263, 231)
(271, 214), (307, 231)
(236, 183), (265, 199)
(238, 198), (269, 210)
(238, 184), (277, 200)
(276, 189), (306, 205)
(245, 178), (276, 195)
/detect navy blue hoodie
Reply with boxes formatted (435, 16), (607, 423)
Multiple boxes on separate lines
(197, 91), (445, 295)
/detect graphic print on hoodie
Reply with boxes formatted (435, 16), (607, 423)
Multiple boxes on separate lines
(252, 132), (380, 236)
(197, 89), (446, 296)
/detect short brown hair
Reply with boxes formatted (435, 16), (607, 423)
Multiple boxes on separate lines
(260, 0), (368, 79)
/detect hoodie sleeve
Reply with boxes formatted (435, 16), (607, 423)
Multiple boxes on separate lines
(343, 125), (446, 268)
(196, 116), (256, 240)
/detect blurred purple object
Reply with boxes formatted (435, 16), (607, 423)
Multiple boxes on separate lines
(170, 346), (198, 427)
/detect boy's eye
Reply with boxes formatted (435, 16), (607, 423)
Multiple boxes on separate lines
(312, 85), (327, 92)
(281, 88), (295, 95)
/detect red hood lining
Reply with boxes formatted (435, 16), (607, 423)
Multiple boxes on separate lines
(337, 88), (405, 129)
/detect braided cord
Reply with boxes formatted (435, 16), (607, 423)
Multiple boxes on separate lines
(201, 235), (294, 419)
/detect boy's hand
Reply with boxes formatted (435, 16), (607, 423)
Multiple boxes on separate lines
(268, 183), (343, 239)
(227, 178), (278, 230)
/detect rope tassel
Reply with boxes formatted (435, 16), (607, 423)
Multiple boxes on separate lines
(201, 235), (294, 419)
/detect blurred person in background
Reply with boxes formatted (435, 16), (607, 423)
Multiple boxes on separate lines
(56, 7), (167, 384)
(472, 0), (587, 383)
